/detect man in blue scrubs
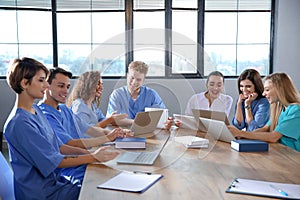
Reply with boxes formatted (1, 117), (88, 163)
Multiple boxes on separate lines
(106, 61), (166, 122)
(38, 67), (131, 182)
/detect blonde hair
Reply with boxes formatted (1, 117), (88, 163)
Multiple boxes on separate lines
(265, 73), (300, 131)
(128, 61), (148, 75)
(67, 71), (101, 107)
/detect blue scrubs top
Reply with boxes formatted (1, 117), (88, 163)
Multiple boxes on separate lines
(106, 85), (166, 119)
(38, 103), (87, 181)
(232, 97), (270, 131)
(4, 105), (80, 199)
(71, 98), (106, 132)
(269, 104), (300, 152)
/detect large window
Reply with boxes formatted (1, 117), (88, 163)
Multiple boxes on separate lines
(0, 0), (274, 77)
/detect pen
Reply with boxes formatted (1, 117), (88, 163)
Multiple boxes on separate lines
(269, 184), (288, 196)
(133, 171), (152, 175)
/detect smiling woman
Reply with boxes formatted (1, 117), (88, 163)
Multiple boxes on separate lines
(228, 72), (300, 152)
(232, 69), (270, 131)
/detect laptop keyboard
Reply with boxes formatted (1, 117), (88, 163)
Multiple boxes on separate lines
(134, 152), (158, 163)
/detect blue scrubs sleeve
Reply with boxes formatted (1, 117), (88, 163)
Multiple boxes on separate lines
(9, 119), (64, 178)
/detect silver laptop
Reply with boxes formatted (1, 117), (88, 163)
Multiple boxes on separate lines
(131, 110), (163, 135)
(199, 117), (235, 143)
(173, 114), (207, 132)
(116, 134), (170, 165)
(192, 109), (230, 125)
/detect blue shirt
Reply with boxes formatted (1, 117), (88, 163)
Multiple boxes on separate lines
(4, 105), (80, 199)
(106, 85), (166, 119)
(232, 97), (270, 131)
(271, 104), (300, 152)
(38, 103), (89, 142)
(38, 103), (88, 181)
(71, 98), (106, 132)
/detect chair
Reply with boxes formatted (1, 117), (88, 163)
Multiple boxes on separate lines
(0, 151), (15, 200)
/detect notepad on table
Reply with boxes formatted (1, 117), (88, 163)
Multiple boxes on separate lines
(97, 171), (163, 193)
(115, 137), (146, 149)
(226, 178), (300, 199)
(174, 136), (209, 148)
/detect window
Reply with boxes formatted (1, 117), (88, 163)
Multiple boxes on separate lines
(0, 0), (274, 77)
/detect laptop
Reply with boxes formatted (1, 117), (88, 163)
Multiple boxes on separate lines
(198, 117), (235, 143)
(192, 109), (230, 125)
(116, 134), (170, 165)
(131, 110), (163, 135)
(173, 114), (207, 132)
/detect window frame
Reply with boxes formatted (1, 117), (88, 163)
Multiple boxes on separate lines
(0, 0), (275, 79)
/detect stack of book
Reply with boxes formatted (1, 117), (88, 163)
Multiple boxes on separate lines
(174, 136), (209, 148)
(115, 137), (146, 149)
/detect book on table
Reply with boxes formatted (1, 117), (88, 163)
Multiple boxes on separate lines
(174, 136), (209, 148)
(115, 137), (146, 149)
(231, 139), (268, 152)
(97, 171), (163, 193)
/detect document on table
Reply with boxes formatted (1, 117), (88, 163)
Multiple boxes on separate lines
(226, 178), (300, 199)
(97, 171), (163, 193)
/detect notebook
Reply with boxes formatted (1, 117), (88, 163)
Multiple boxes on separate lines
(131, 110), (163, 135)
(97, 171), (163, 193)
(173, 114), (207, 132)
(116, 134), (170, 165)
(192, 109), (230, 125)
(198, 117), (235, 143)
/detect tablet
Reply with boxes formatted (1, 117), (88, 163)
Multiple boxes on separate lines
(173, 114), (207, 132)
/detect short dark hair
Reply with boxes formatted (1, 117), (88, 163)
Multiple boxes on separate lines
(206, 71), (224, 84)
(47, 67), (72, 84)
(7, 57), (49, 94)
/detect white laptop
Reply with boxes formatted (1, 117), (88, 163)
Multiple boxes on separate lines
(173, 114), (207, 132)
(116, 134), (170, 165)
(198, 117), (235, 143)
(192, 109), (230, 125)
(131, 110), (163, 135)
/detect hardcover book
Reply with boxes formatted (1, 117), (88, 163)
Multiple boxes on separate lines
(115, 137), (146, 149)
(231, 139), (269, 152)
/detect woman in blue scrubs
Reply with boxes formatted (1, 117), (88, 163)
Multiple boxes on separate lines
(228, 72), (300, 152)
(4, 57), (119, 199)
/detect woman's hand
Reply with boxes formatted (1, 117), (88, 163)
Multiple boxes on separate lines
(227, 125), (243, 138)
(164, 117), (173, 130)
(245, 92), (258, 106)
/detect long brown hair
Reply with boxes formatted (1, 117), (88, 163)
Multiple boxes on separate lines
(265, 73), (300, 131)
(238, 69), (264, 98)
(67, 71), (101, 107)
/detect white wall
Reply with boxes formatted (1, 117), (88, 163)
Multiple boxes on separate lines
(0, 0), (299, 132)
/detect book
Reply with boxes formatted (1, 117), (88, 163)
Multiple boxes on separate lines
(174, 136), (209, 148)
(226, 178), (300, 199)
(97, 171), (163, 193)
(231, 139), (268, 152)
(115, 137), (146, 149)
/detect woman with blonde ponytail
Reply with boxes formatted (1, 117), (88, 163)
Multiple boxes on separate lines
(228, 72), (300, 152)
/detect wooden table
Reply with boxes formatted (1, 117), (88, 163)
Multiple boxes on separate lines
(79, 128), (300, 200)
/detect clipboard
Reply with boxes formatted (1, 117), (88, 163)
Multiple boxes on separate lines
(97, 171), (163, 193)
(226, 178), (300, 199)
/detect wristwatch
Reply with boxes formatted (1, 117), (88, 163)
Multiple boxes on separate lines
(245, 105), (251, 110)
